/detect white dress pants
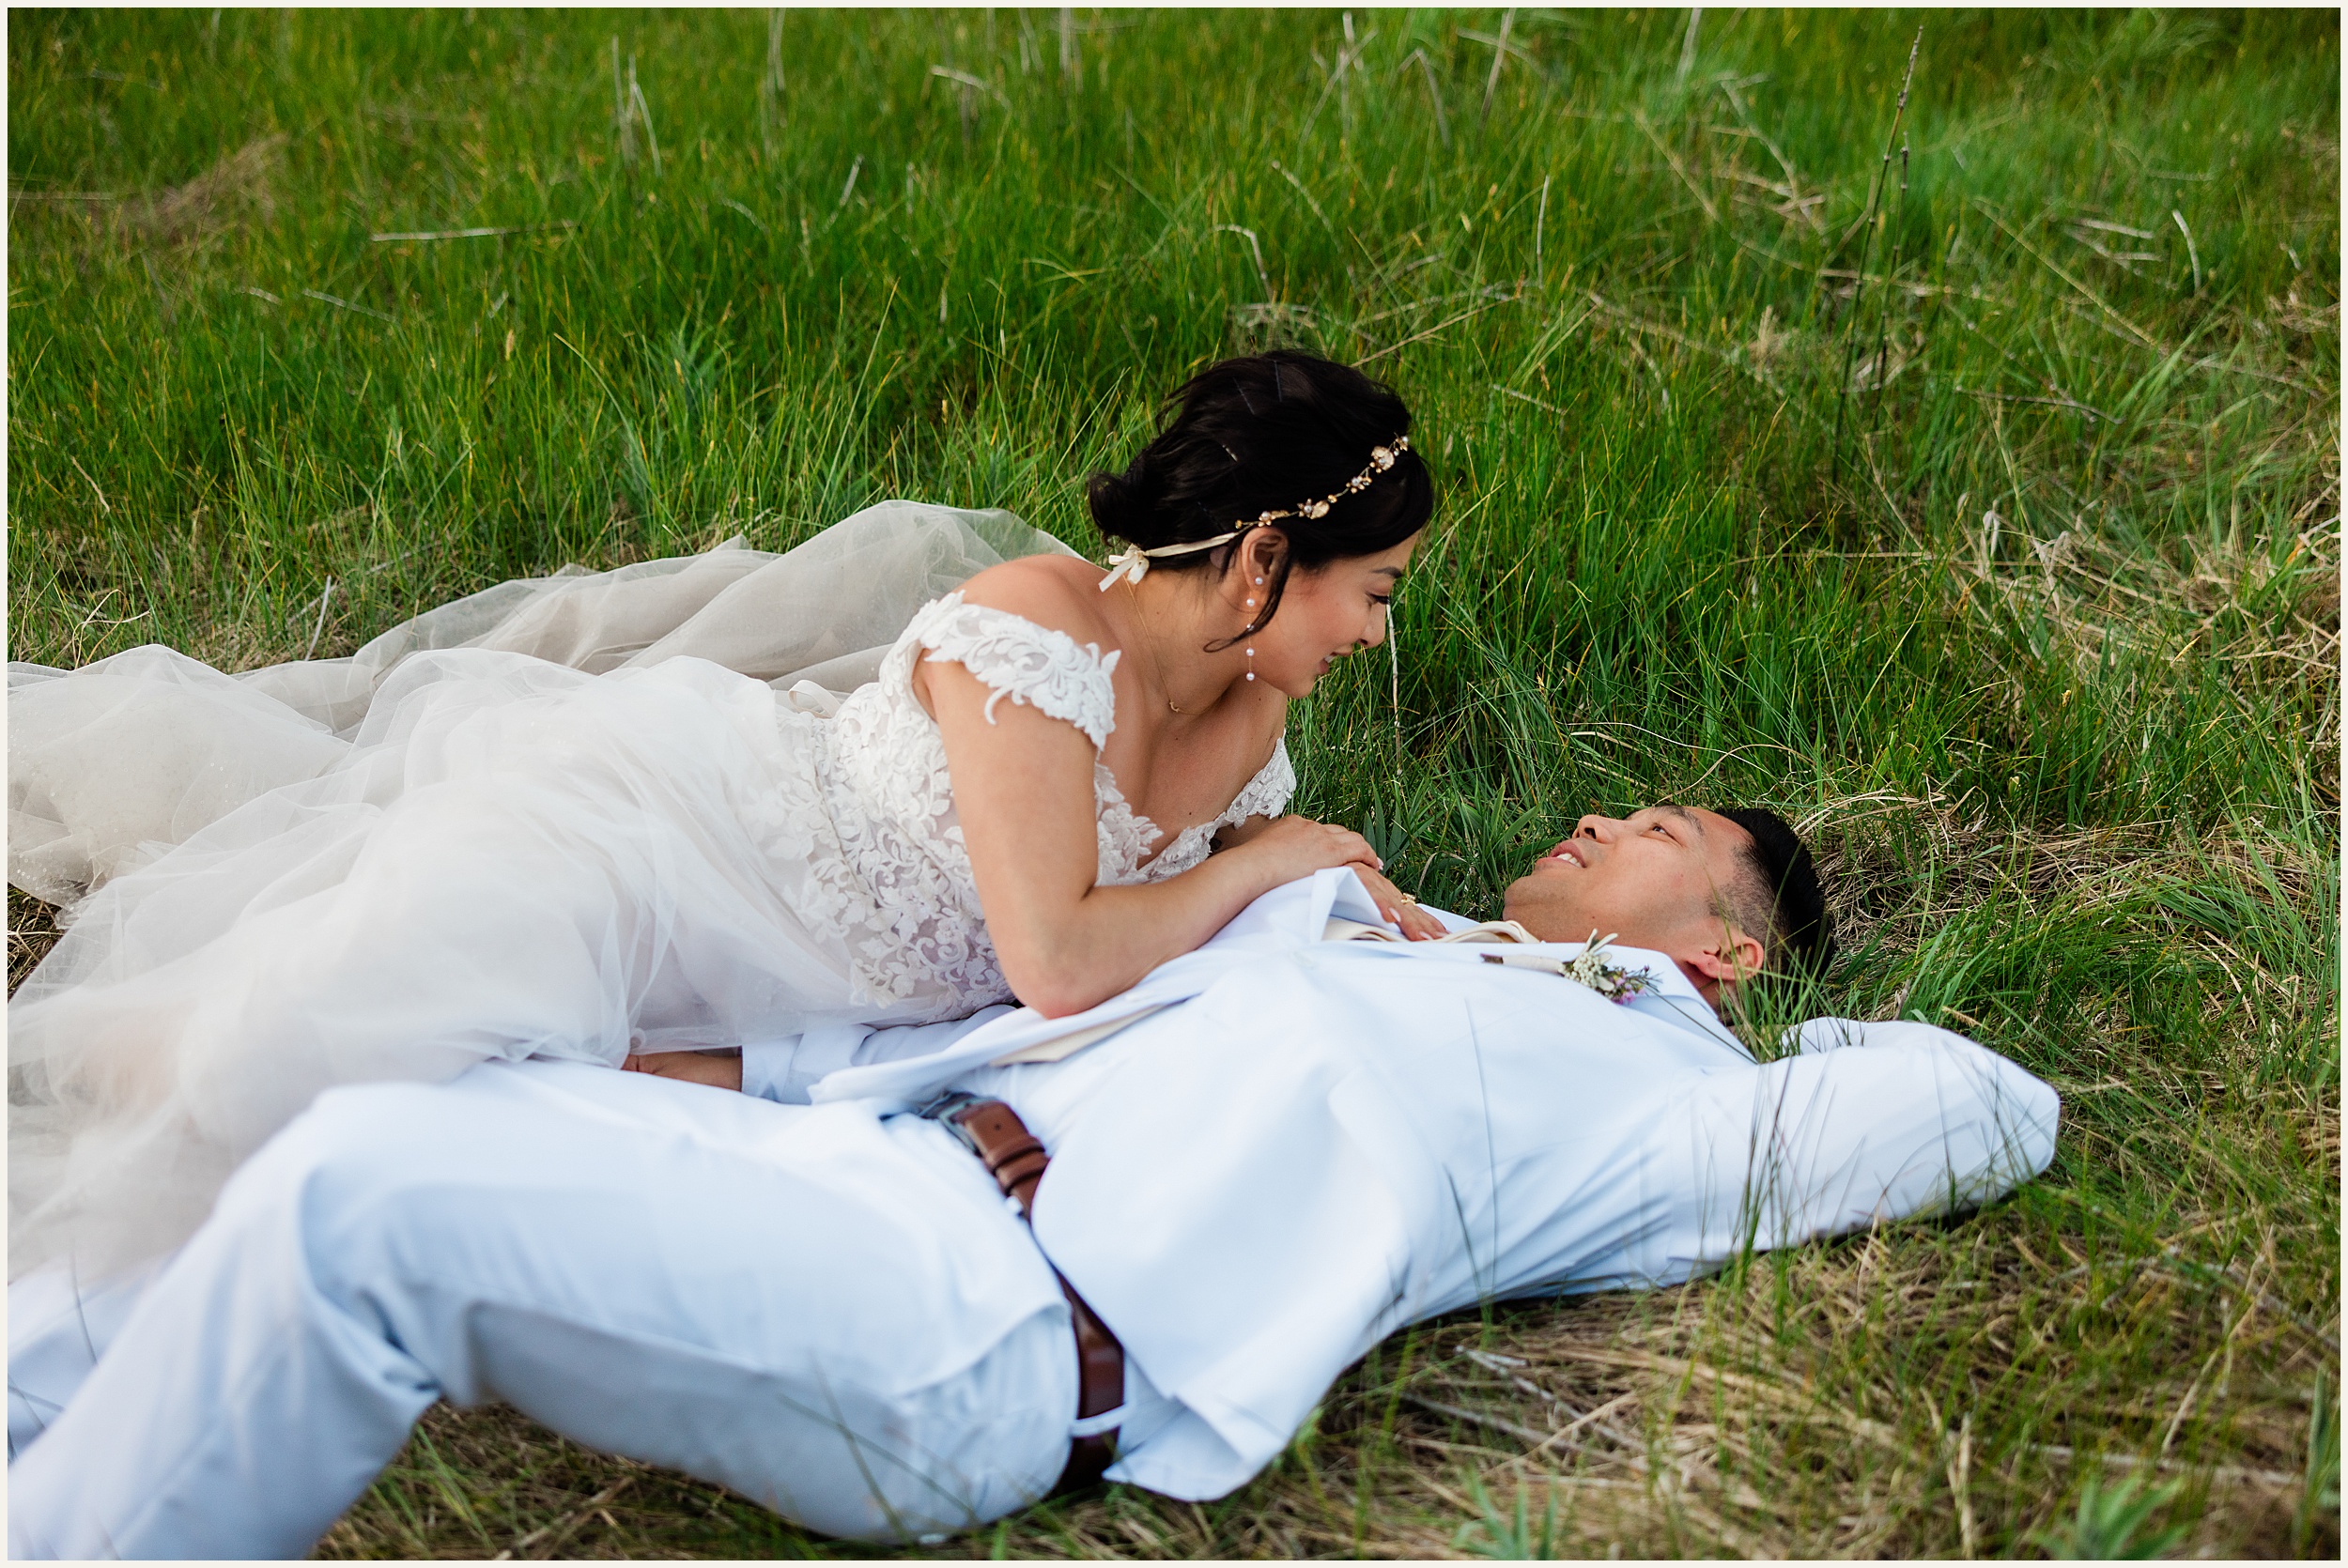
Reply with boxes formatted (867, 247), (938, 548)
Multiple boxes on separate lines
(8, 1060), (1084, 1559)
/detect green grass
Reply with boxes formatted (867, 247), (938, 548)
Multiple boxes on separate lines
(8, 7), (2338, 1559)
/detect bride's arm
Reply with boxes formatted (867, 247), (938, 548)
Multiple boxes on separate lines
(1209, 814), (1276, 850)
(926, 659), (1382, 1018)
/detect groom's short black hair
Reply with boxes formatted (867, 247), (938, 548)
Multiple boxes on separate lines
(1714, 807), (1834, 987)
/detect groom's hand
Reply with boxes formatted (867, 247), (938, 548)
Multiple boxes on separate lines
(622, 1050), (745, 1092)
(1350, 867), (1448, 942)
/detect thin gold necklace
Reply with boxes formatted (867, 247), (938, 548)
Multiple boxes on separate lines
(1140, 619), (1187, 714)
(1125, 584), (1192, 715)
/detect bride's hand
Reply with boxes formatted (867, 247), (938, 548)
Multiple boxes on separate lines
(1230, 815), (1384, 887)
(622, 1050), (744, 1092)
(1348, 867), (1449, 942)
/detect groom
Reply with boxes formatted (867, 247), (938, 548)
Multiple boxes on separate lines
(8, 805), (2059, 1558)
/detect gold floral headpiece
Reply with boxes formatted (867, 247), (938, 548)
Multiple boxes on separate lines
(1099, 436), (1413, 591)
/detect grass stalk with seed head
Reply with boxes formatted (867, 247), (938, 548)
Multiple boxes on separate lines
(1481, 9), (1516, 125)
(759, 9), (784, 158)
(1867, 133), (1911, 442)
(1401, 46), (1452, 147)
(1833, 25), (1923, 483)
(610, 36), (632, 171)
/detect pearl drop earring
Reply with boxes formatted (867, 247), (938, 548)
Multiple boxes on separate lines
(1245, 572), (1264, 679)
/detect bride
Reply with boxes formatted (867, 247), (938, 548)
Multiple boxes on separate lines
(8, 350), (1443, 1283)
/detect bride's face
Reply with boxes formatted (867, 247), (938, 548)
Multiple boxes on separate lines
(1244, 531), (1422, 699)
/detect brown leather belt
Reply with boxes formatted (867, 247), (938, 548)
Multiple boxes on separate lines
(920, 1094), (1123, 1493)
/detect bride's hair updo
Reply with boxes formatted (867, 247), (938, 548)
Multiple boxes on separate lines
(1088, 351), (1433, 644)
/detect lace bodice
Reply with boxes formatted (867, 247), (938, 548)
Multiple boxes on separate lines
(808, 593), (1294, 1016)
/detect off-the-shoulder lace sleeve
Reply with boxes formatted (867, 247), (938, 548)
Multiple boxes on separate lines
(907, 593), (1120, 751)
(1220, 735), (1295, 826)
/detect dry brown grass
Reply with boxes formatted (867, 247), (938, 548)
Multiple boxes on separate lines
(116, 131), (284, 245)
(1943, 512), (2340, 728)
(10, 131), (284, 262)
(8, 889), (63, 996)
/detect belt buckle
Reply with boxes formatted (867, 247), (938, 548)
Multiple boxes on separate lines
(913, 1089), (984, 1159)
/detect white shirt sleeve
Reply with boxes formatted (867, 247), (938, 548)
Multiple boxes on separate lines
(1592, 1021), (2060, 1287)
(745, 1009), (1023, 1104)
(739, 1025), (874, 1104)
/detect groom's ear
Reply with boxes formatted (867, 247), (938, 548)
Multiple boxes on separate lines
(1685, 928), (1767, 991)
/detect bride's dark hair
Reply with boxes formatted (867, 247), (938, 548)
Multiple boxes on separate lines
(1087, 351), (1433, 645)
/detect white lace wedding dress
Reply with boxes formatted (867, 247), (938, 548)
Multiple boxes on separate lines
(8, 502), (1294, 1282)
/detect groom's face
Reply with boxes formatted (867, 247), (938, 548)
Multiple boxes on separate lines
(1501, 805), (1763, 972)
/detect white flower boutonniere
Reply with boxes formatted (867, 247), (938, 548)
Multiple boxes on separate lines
(1564, 932), (1656, 1005)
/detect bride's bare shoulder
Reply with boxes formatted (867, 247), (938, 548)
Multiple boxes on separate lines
(951, 554), (1119, 648)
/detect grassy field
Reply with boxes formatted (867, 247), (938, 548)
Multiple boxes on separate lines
(7, 7), (2339, 1558)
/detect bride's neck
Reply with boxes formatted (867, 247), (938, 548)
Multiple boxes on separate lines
(1115, 575), (1250, 719)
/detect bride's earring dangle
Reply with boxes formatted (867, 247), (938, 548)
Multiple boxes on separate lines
(1244, 575), (1264, 682)
(1387, 585), (1403, 780)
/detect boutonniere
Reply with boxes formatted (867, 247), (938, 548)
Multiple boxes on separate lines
(1564, 932), (1656, 1005)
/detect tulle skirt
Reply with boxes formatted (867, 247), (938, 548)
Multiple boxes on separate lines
(8, 502), (1074, 1282)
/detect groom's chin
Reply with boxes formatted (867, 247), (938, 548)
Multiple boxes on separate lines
(1498, 874), (1548, 930)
